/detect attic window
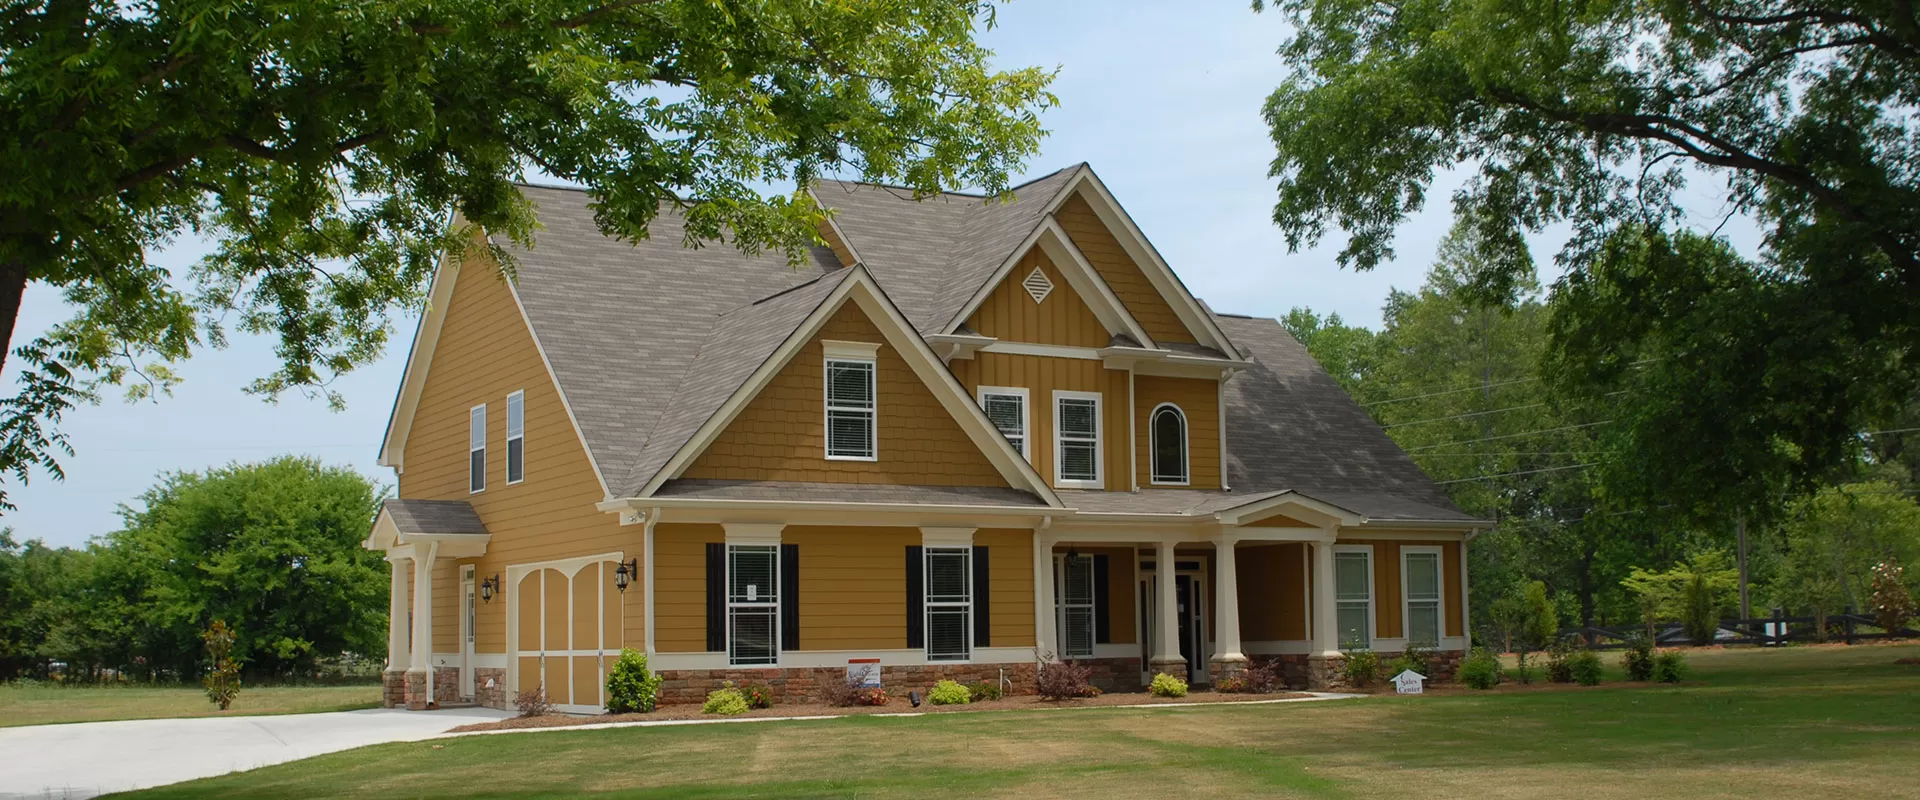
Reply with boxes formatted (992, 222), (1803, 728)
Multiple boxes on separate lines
(1022, 267), (1054, 304)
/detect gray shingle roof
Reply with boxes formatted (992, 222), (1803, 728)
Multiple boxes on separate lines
(382, 499), (489, 535)
(656, 479), (1046, 506)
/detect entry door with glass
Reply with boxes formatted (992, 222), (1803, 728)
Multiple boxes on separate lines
(460, 567), (476, 699)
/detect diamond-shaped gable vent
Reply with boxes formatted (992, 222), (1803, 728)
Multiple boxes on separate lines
(1022, 267), (1054, 304)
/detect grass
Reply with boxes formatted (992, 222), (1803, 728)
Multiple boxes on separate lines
(0, 682), (380, 728)
(122, 644), (1919, 799)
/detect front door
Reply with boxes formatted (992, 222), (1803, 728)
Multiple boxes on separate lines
(1176, 574), (1205, 684)
(461, 568), (476, 699)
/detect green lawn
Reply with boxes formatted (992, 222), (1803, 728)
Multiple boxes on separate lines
(122, 645), (1919, 799)
(0, 682), (379, 728)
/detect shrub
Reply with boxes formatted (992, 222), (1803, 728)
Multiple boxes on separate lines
(514, 686), (551, 718)
(968, 680), (1003, 703)
(826, 666), (877, 708)
(1870, 560), (1914, 635)
(739, 683), (774, 710)
(1215, 675), (1248, 693)
(1683, 572), (1719, 646)
(604, 649), (662, 713)
(928, 679), (971, 706)
(702, 685), (749, 715)
(1567, 650), (1603, 686)
(1458, 648), (1501, 690)
(1392, 645), (1434, 679)
(201, 620), (242, 711)
(1341, 649), (1380, 688)
(1545, 638), (1577, 684)
(853, 687), (889, 706)
(1036, 658), (1100, 700)
(1149, 672), (1188, 698)
(1652, 650), (1688, 683)
(1242, 659), (1284, 693)
(1622, 637), (1656, 681)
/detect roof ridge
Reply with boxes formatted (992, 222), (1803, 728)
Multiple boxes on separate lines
(813, 163), (1080, 201)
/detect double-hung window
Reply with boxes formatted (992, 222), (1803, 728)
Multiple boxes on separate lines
(1149, 404), (1189, 485)
(1334, 548), (1373, 650)
(824, 344), (877, 460)
(1054, 391), (1102, 488)
(924, 548), (972, 662)
(978, 387), (1028, 459)
(1056, 554), (1095, 659)
(505, 391), (525, 484)
(1402, 547), (1444, 648)
(468, 405), (486, 494)
(727, 545), (779, 666)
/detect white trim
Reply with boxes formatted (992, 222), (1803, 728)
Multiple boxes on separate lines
(1217, 378), (1230, 492)
(505, 390), (526, 485)
(821, 339), (880, 360)
(823, 352), (877, 462)
(378, 243), (464, 472)
(650, 646), (1039, 671)
(1243, 640), (1315, 656)
(1128, 371), (1138, 492)
(500, 274), (612, 498)
(1021, 265), (1054, 304)
(979, 341), (1102, 360)
(437, 652), (510, 669)
(805, 186), (865, 268)
(942, 205), (1062, 334)
(724, 523), (785, 545)
(1400, 545), (1446, 649)
(923, 545), (975, 663)
(1147, 402), (1190, 486)
(1214, 491), (1366, 528)
(1334, 529), (1468, 541)
(1331, 544), (1376, 651)
(976, 385), (1030, 461)
(1032, 220), (1156, 348)
(637, 266), (1062, 507)
(724, 543), (782, 667)
(468, 403), (487, 494)
(921, 527), (977, 547)
(1052, 390), (1104, 489)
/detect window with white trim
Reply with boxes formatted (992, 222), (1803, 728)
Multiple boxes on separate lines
(1334, 549), (1373, 650)
(1054, 391), (1101, 487)
(925, 548), (972, 662)
(978, 387), (1028, 459)
(824, 356), (876, 460)
(727, 545), (779, 666)
(1403, 547), (1444, 648)
(506, 391), (525, 485)
(1056, 554), (1095, 659)
(1149, 404), (1189, 485)
(468, 405), (486, 494)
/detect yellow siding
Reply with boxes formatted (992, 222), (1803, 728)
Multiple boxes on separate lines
(1240, 512), (1313, 528)
(654, 523), (725, 653)
(977, 529), (1036, 648)
(786, 526), (916, 651)
(1133, 375), (1221, 489)
(1238, 542), (1308, 641)
(966, 248), (1110, 347)
(683, 301), (1009, 487)
(398, 251), (640, 657)
(816, 219), (856, 267)
(1344, 539), (1403, 639)
(949, 352), (1130, 491)
(1055, 194), (1196, 345)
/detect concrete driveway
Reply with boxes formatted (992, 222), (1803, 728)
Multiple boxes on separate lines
(0, 706), (511, 799)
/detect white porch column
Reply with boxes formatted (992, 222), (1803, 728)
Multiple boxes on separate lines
(1150, 540), (1183, 670)
(409, 541), (438, 706)
(1212, 535), (1245, 666)
(1311, 538), (1341, 657)
(386, 557), (410, 672)
(1034, 533), (1056, 657)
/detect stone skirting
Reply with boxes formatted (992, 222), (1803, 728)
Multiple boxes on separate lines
(655, 662), (1041, 706)
(402, 669), (430, 710)
(1147, 657), (1188, 686)
(434, 666), (461, 704)
(381, 670), (407, 709)
(1076, 656), (1143, 692)
(476, 667), (509, 710)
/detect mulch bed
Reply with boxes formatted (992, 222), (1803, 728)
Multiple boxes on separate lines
(447, 690), (1313, 733)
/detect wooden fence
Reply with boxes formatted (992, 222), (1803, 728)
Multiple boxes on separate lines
(1559, 609), (1920, 649)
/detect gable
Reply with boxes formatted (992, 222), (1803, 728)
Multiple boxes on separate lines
(1055, 193), (1199, 345)
(681, 300), (1013, 488)
(965, 247), (1110, 348)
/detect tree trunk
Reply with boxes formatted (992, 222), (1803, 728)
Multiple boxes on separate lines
(0, 260), (28, 373)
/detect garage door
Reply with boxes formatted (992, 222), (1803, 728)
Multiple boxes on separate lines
(513, 557), (622, 713)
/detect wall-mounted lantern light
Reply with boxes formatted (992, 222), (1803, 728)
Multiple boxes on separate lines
(479, 574), (500, 604)
(614, 558), (639, 593)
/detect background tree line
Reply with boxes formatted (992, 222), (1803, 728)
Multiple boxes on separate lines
(1287, 221), (1920, 639)
(0, 456), (387, 682)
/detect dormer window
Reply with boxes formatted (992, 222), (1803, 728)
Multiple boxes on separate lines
(1150, 404), (1189, 485)
(823, 341), (879, 460)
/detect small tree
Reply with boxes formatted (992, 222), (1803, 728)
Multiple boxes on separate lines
(1507, 581), (1558, 684)
(1488, 591), (1527, 654)
(202, 620), (242, 711)
(1870, 561), (1915, 636)
(1682, 572), (1719, 646)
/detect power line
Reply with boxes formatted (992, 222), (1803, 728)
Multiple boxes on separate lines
(1383, 402), (1550, 430)
(1401, 421), (1614, 452)
(1863, 427), (1920, 436)
(1434, 463), (1598, 485)
(1413, 452), (1595, 457)
(1360, 376), (1540, 408)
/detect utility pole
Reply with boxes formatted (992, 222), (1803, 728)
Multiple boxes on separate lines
(1736, 516), (1750, 621)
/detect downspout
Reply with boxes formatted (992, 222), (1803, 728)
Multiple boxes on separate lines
(643, 507), (660, 660)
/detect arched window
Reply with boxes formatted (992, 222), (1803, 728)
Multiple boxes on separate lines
(1150, 404), (1188, 485)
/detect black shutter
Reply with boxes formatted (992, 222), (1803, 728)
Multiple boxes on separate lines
(780, 544), (800, 651)
(972, 545), (991, 648)
(905, 545), (925, 649)
(705, 543), (726, 652)
(1093, 554), (1111, 644)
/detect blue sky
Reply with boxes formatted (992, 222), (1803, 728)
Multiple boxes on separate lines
(1, 2), (1758, 547)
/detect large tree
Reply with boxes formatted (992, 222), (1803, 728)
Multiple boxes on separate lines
(1257, 0), (1919, 517)
(0, 0), (1055, 507)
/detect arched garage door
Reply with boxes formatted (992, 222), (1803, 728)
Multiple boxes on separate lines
(511, 555), (623, 713)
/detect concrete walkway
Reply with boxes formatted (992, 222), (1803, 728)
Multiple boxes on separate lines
(0, 706), (510, 800)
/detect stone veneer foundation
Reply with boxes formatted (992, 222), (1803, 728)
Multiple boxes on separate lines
(653, 662), (1045, 706)
(476, 667), (509, 710)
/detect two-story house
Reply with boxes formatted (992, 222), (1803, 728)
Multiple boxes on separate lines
(364, 164), (1486, 711)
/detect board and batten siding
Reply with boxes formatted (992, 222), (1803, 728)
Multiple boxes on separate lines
(965, 248), (1111, 348)
(1054, 194), (1196, 345)
(1236, 542), (1308, 642)
(397, 251), (641, 656)
(948, 352), (1130, 491)
(1340, 538), (1466, 640)
(682, 301), (1009, 487)
(1132, 375), (1222, 489)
